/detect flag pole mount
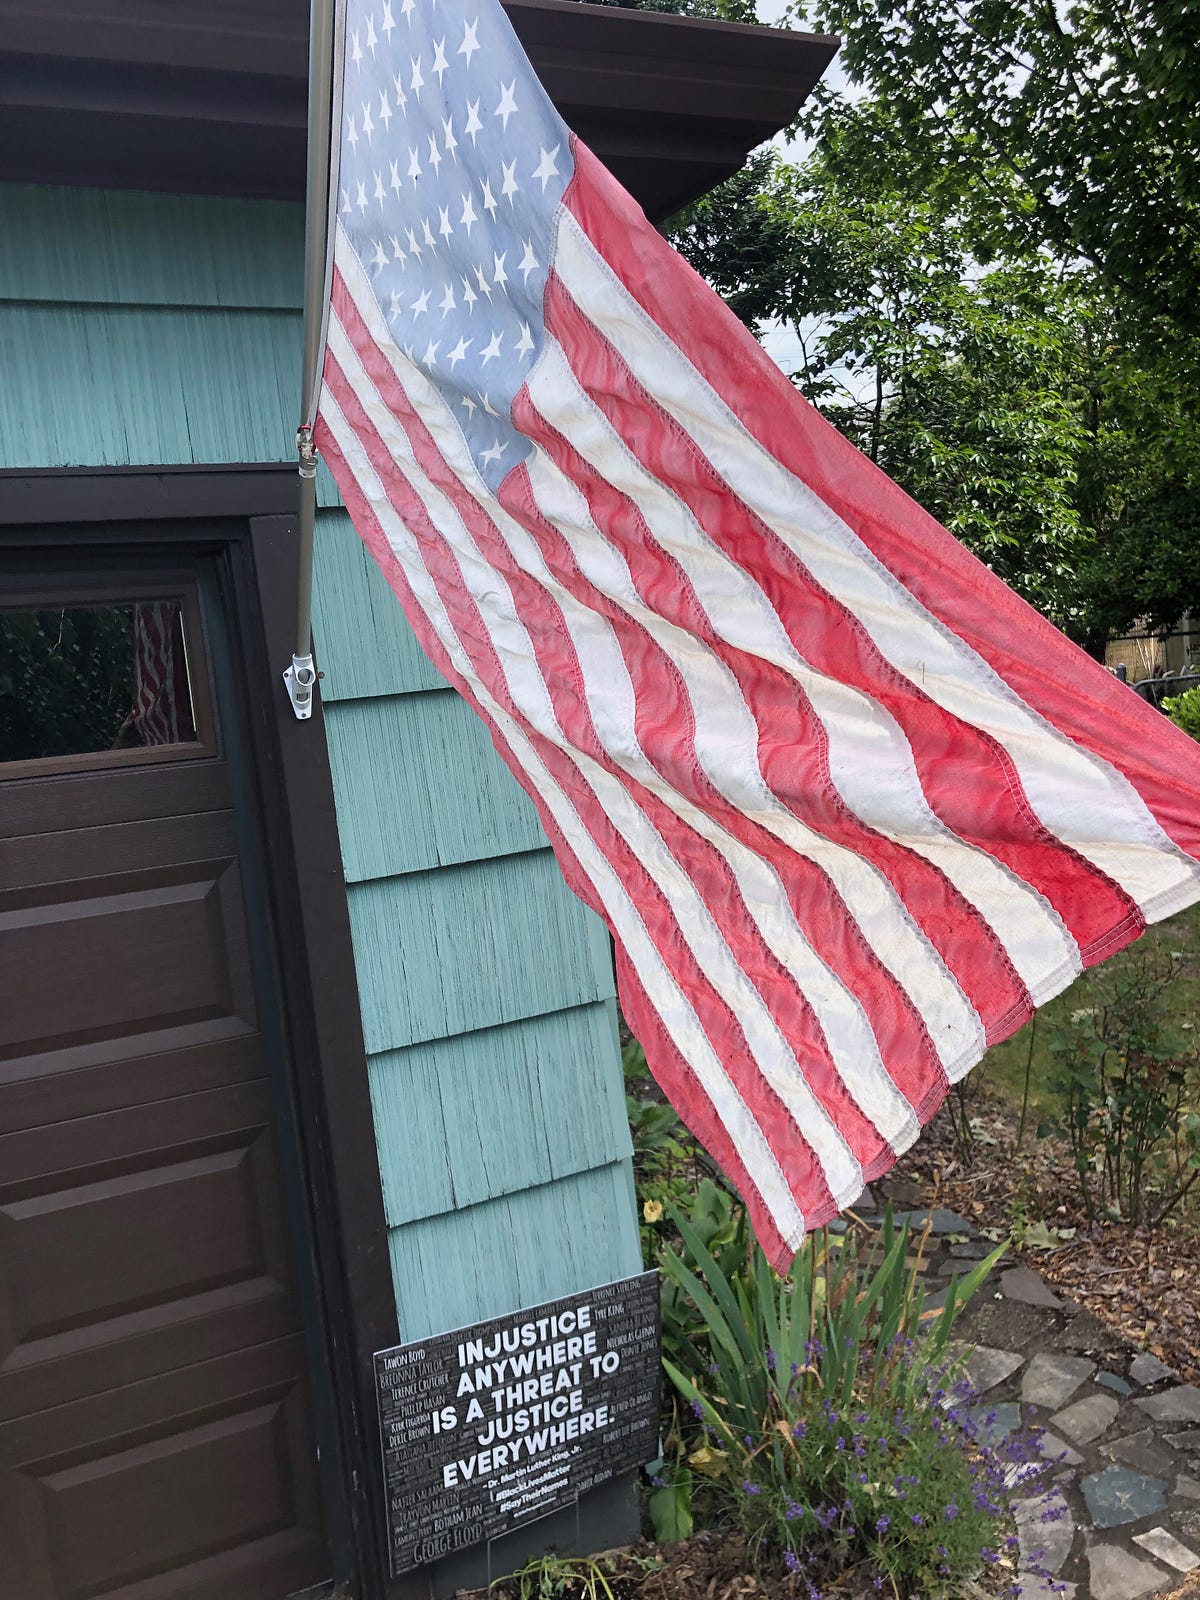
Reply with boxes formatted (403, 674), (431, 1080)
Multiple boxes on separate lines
(284, 0), (339, 721)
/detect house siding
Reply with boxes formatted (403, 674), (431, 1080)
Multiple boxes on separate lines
(0, 181), (641, 1337)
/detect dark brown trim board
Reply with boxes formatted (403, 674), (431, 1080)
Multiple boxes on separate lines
(0, 464), (299, 526)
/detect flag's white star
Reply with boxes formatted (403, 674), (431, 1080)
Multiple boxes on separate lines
(532, 144), (560, 190)
(492, 251), (508, 289)
(382, 0), (395, 36)
(340, 186), (351, 215)
(432, 37), (449, 82)
(518, 241), (539, 283)
(448, 336), (471, 369)
(373, 169), (386, 203)
(400, 0), (414, 17)
(480, 330), (503, 365)
(474, 264), (494, 300)
(427, 134), (443, 175)
(361, 101), (375, 144)
(438, 205), (454, 240)
(366, 13), (378, 55)
(346, 114), (359, 151)
(439, 283), (457, 316)
(514, 322), (535, 358)
(421, 217), (436, 247)
(459, 193), (478, 236)
(422, 338), (440, 366)
(406, 226), (423, 259)
(392, 71), (408, 112)
(390, 233), (407, 263)
(500, 159), (519, 202)
(371, 239), (388, 272)
(412, 287), (431, 317)
(355, 179), (369, 212)
(480, 438), (506, 467)
(459, 19), (480, 63)
(410, 56), (424, 93)
(350, 29), (363, 66)
(460, 275), (478, 312)
(388, 289), (402, 320)
(389, 160), (403, 197)
(464, 98), (483, 144)
(481, 178), (497, 218)
(408, 147), (422, 181)
(378, 90), (392, 130)
(442, 116), (457, 161)
(461, 395), (477, 417)
(494, 81), (518, 129)
(481, 393), (501, 419)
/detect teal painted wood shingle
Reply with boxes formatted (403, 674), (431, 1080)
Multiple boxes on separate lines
(311, 508), (445, 699)
(325, 691), (544, 880)
(368, 1000), (631, 1227)
(388, 1164), (643, 1341)
(346, 850), (614, 1053)
(0, 185), (304, 309)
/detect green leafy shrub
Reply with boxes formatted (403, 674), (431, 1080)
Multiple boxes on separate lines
(1046, 945), (1200, 1225)
(1164, 686), (1200, 743)
(656, 1208), (1029, 1598)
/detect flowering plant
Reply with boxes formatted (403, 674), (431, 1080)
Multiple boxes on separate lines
(657, 1206), (1046, 1597)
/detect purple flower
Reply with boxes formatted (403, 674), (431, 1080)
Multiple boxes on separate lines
(945, 1503), (959, 1521)
(690, 1400), (704, 1420)
(793, 1419), (807, 1440)
(740, 1479), (761, 1497)
(875, 1516), (891, 1535)
(835, 1436), (847, 1452)
(766, 1348), (777, 1372)
(783, 1551), (800, 1575)
(910, 1513), (923, 1526)
(982, 1548), (1000, 1565)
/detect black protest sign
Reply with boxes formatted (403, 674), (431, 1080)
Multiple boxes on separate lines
(374, 1271), (661, 1574)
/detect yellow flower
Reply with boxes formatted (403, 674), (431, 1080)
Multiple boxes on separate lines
(643, 1199), (664, 1223)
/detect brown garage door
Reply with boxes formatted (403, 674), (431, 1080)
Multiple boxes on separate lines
(0, 563), (331, 1600)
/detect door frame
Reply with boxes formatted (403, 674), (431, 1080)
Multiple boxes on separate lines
(0, 465), (401, 1600)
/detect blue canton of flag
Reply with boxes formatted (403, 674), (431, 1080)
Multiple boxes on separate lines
(335, 0), (572, 490)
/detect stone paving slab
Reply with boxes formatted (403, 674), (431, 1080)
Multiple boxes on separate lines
(863, 1175), (1200, 1600)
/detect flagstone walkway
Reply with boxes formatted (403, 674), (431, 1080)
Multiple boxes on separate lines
(854, 1182), (1200, 1600)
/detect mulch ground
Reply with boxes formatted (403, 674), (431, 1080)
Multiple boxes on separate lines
(893, 1093), (1200, 1384)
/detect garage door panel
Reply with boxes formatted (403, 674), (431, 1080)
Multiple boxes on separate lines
(0, 1101), (297, 1418)
(0, 1024), (264, 1136)
(0, 859), (259, 1059)
(0, 1344), (325, 1600)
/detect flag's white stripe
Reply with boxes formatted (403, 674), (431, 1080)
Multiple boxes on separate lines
(319, 379), (809, 1249)
(327, 304), (864, 1204)
(524, 333), (1077, 1000)
(554, 209), (1200, 920)
(332, 290), (921, 1147)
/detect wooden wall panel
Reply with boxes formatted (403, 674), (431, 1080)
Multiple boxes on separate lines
(387, 1164), (643, 1342)
(311, 508), (445, 698)
(367, 1001), (631, 1228)
(324, 691), (544, 880)
(345, 852), (614, 1054)
(0, 185), (303, 308)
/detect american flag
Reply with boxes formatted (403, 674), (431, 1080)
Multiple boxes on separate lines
(314, 0), (1200, 1267)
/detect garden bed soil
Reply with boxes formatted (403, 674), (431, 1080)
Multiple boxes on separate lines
(892, 1094), (1200, 1385)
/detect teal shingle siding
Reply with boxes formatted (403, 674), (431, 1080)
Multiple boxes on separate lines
(1, 181), (640, 1333)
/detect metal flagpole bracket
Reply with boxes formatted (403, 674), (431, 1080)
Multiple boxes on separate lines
(283, 652), (318, 719)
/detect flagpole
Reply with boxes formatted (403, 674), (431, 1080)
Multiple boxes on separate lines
(284, 0), (339, 720)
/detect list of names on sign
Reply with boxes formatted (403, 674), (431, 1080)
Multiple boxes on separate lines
(374, 1271), (661, 1575)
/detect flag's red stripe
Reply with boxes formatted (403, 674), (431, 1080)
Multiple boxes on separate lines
(511, 342), (1032, 1046)
(320, 332), (831, 1234)
(542, 267), (1143, 973)
(332, 284), (897, 1190)
(504, 396), (951, 1118)
(564, 140), (1200, 870)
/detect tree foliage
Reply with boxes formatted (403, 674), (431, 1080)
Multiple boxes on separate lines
(668, 0), (1200, 644)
